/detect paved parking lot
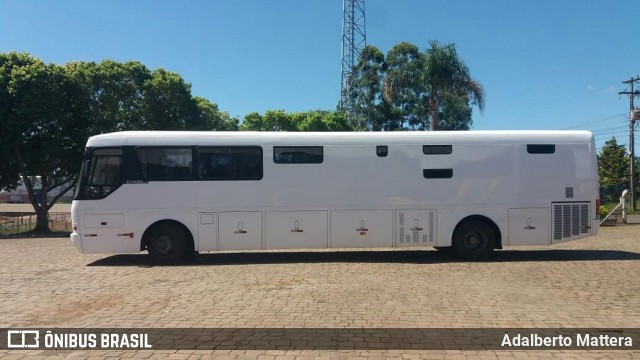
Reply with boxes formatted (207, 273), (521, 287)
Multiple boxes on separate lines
(0, 226), (639, 359)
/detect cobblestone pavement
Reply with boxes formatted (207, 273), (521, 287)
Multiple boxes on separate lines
(0, 226), (638, 359)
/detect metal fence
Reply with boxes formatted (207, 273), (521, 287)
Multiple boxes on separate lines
(0, 212), (71, 236)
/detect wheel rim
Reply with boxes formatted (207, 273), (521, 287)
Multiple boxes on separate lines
(463, 230), (486, 252)
(154, 234), (173, 255)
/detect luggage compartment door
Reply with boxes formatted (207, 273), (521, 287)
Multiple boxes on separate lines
(330, 209), (393, 248)
(219, 211), (262, 250)
(266, 210), (328, 249)
(508, 208), (550, 246)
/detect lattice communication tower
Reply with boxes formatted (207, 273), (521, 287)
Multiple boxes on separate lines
(339, 0), (366, 122)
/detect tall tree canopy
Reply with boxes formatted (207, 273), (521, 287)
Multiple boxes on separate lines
(384, 42), (426, 130)
(419, 40), (484, 130)
(347, 40), (484, 131)
(64, 61), (238, 132)
(351, 45), (388, 130)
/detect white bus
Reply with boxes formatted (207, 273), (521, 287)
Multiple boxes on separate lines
(71, 130), (600, 263)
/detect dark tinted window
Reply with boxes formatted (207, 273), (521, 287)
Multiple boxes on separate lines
(274, 146), (323, 164)
(423, 168), (453, 179)
(197, 147), (262, 180)
(376, 146), (388, 157)
(527, 144), (555, 154)
(137, 148), (193, 180)
(423, 145), (452, 155)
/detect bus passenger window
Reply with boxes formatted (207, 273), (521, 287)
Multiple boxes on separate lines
(527, 144), (555, 154)
(274, 146), (323, 164)
(423, 168), (453, 179)
(137, 148), (193, 181)
(197, 147), (263, 181)
(423, 145), (452, 155)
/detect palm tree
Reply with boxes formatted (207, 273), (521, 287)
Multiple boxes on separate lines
(383, 40), (485, 131)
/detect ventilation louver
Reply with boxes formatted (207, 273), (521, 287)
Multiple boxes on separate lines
(565, 187), (574, 198)
(553, 202), (590, 241)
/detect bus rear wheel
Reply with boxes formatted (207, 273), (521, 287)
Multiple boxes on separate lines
(147, 224), (188, 264)
(452, 220), (496, 260)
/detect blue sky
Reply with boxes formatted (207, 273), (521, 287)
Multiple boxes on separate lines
(1, 0), (638, 151)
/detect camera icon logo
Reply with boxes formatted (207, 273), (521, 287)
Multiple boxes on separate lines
(7, 330), (40, 348)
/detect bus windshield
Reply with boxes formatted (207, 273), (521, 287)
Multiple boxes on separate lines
(77, 148), (123, 200)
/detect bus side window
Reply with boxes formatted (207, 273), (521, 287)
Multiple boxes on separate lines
(197, 147), (263, 181)
(137, 147), (193, 181)
(274, 146), (323, 164)
(423, 145), (452, 155)
(527, 144), (555, 154)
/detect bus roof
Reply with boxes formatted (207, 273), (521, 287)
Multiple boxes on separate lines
(86, 130), (594, 147)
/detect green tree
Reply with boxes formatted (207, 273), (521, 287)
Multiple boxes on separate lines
(297, 110), (353, 131)
(193, 96), (239, 131)
(1, 52), (86, 232)
(384, 42), (426, 130)
(351, 45), (387, 130)
(384, 40), (484, 131)
(140, 68), (203, 130)
(437, 92), (473, 130)
(240, 110), (354, 131)
(64, 60), (151, 133)
(597, 137), (629, 202)
(0, 53), (35, 190)
(66, 61), (234, 132)
(240, 110), (297, 131)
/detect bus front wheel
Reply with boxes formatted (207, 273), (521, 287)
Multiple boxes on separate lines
(147, 224), (188, 264)
(452, 220), (496, 260)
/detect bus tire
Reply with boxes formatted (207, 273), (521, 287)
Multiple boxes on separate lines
(147, 223), (188, 264)
(452, 220), (496, 260)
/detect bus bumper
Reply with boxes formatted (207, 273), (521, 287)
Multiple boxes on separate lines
(71, 233), (83, 253)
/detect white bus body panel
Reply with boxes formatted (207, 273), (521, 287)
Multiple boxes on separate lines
(71, 130), (600, 255)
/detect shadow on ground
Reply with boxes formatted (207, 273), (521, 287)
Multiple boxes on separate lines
(87, 249), (640, 267)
